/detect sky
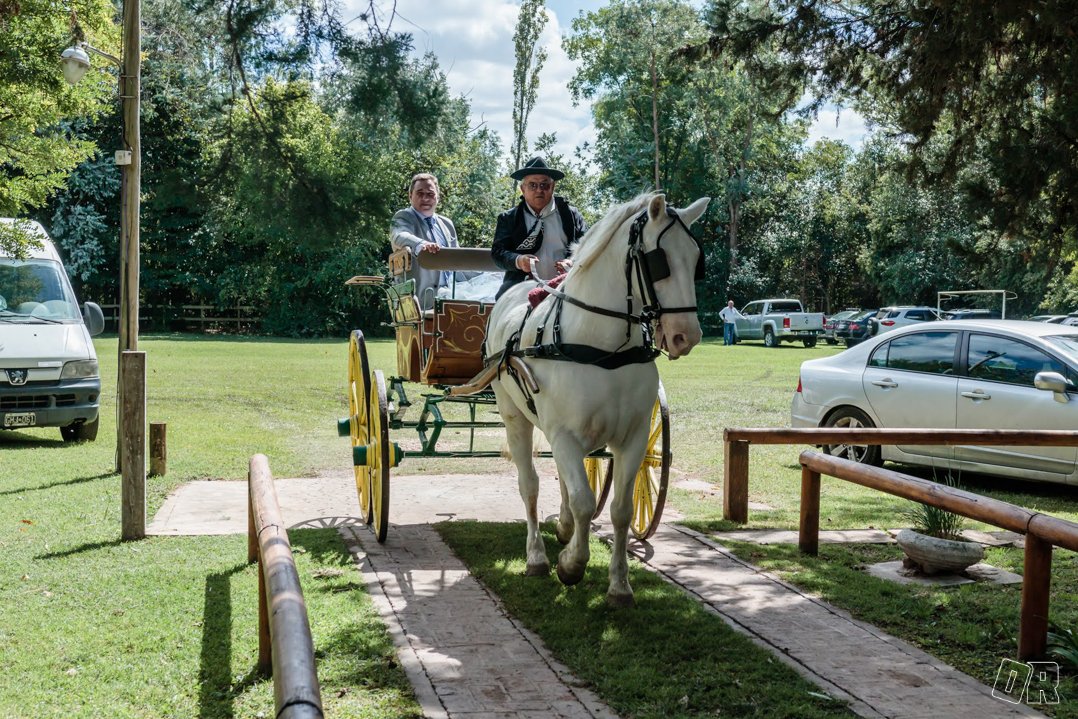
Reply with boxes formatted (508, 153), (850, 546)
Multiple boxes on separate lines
(355, 1), (869, 167)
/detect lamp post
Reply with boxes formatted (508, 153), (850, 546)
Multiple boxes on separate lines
(63, 2), (144, 522)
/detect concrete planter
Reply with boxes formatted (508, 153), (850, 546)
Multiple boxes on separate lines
(896, 528), (984, 575)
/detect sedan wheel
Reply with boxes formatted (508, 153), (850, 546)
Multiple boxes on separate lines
(822, 408), (881, 466)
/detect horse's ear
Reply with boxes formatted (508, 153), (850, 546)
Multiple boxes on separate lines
(679, 197), (711, 227)
(647, 193), (667, 223)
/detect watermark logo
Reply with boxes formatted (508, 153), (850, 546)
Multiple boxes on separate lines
(992, 659), (1060, 706)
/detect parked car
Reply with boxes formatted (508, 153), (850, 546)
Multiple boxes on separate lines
(1061, 314), (1078, 327)
(822, 309), (861, 345)
(1029, 315), (1067, 323)
(733, 299), (825, 348)
(791, 320), (1078, 485)
(835, 309), (879, 347)
(0, 219), (105, 441)
(873, 306), (940, 334)
(941, 309), (1002, 320)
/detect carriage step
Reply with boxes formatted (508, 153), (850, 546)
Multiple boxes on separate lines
(353, 442), (405, 468)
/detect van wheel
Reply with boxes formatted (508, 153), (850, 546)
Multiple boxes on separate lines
(61, 418), (99, 442)
(763, 328), (778, 348)
(803, 337), (817, 348)
(822, 408), (880, 466)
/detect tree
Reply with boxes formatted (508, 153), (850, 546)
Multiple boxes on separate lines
(510, 0), (548, 173)
(565, 0), (705, 193)
(0, 0), (117, 252)
(699, 0), (1078, 306)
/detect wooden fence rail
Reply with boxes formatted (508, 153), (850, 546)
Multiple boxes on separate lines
(247, 454), (324, 719)
(797, 450), (1078, 659)
(723, 428), (1078, 523)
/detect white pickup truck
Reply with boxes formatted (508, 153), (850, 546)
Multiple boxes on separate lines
(734, 299), (825, 348)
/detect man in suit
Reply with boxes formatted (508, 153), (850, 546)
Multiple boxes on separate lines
(491, 157), (587, 299)
(390, 173), (467, 309)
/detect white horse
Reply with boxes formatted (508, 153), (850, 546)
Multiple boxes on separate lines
(486, 193), (710, 606)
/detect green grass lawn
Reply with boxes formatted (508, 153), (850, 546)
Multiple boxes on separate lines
(2, 333), (1075, 716)
(0, 334), (421, 718)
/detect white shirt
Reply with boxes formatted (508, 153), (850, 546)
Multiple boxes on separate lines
(524, 200), (566, 280)
(719, 305), (744, 323)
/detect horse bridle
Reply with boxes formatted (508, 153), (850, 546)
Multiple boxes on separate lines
(629, 206), (705, 321)
(528, 205), (704, 350)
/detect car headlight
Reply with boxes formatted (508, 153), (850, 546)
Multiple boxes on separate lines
(61, 360), (99, 379)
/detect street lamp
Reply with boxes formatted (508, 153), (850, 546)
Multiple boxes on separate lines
(61, 2), (145, 537)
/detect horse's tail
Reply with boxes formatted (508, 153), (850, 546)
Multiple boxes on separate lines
(499, 428), (548, 461)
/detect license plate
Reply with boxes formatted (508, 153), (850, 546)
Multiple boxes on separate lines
(3, 412), (35, 428)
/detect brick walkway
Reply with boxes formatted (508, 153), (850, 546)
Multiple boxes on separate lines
(151, 473), (1049, 718)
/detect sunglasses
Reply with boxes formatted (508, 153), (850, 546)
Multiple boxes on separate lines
(524, 181), (553, 191)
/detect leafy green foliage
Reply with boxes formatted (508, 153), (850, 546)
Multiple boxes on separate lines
(510, 0), (548, 172)
(0, 0), (117, 220)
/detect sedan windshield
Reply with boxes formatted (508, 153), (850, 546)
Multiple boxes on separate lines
(0, 259), (81, 321)
(1044, 335), (1078, 364)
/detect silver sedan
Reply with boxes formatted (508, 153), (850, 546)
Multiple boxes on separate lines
(791, 320), (1078, 485)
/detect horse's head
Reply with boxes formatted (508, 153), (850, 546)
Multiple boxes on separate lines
(637, 194), (710, 359)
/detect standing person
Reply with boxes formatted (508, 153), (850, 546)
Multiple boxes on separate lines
(491, 157), (587, 299)
(719, 300), (744, 346)
(390, 173), (467, 310)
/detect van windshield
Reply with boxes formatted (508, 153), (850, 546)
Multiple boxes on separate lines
(0, 259), (82, 321)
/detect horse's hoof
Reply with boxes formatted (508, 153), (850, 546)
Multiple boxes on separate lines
(555, 523), (572, 545)
(606, 591), (635, 608)
(556, 562), (585, 586)
(524, 561), (550, 577)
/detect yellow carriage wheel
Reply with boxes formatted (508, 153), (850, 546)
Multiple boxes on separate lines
(369, 370), (392, 543)
(348, 330), (373, 524)
(584, 456), (613, 519)
(630, 382), (671, 541)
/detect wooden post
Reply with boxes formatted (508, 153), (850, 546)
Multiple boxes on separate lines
(114, 0), (142, 473)
(120, 351), (146, 540)
(723, 439), (749, 523)
(1019, 534), (1053, 660)
(799, 465), (821, 556)
(149, 422), (166, 476)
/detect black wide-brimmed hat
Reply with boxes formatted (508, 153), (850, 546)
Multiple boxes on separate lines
(510, 156), (565, 181)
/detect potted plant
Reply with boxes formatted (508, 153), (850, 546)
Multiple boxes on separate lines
(895, 474), (984, 575)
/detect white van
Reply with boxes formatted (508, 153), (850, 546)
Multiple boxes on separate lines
(0, 219), (105, 441)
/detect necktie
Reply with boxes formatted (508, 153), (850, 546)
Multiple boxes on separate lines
(424, 216), (452, 289)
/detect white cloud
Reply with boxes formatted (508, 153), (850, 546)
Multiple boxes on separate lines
(352, 0), (597, 168)
(806, 104), (871, 149)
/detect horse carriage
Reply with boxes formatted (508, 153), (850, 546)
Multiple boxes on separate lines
(338, 247), (671, 544)
(338, 192), (709, 605)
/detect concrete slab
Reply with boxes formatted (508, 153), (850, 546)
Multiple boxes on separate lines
(867, 561), (1023, 587)
(711, 528), (896, 545)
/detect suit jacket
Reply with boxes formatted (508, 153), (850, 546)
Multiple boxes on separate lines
(491, 196), (587, 299)
(390, 208), (462, 310)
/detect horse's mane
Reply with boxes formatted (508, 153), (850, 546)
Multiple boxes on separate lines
(570, 193), (655, 272)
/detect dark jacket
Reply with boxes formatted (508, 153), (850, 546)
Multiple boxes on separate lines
(491, 196), (587, 298)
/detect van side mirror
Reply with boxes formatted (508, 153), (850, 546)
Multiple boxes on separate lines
(83, 302), (105, 337)
(1034, 371), (1075, 403)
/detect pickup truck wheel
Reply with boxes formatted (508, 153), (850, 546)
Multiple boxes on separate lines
(803, 337), (817, 348)
(763, 327), (778, 348)
(61, 418), (98, 442)
(822, 408), (881, 466)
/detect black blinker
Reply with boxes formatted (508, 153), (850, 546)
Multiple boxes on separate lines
(642, 248), (671, 282)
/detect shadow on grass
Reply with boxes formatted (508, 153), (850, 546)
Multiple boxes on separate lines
(0, 471), (115, 497)
(200, 563), (263, 719)
(37, 536), (126, 560)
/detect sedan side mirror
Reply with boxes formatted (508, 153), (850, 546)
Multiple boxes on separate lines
(83, 302), (105, 337)
(1034, 371), (1075, 403)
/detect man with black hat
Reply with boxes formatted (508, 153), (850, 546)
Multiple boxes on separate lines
(491, 156), (587, 299)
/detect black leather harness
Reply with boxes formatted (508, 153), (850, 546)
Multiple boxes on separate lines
(484, 205), (703, 412)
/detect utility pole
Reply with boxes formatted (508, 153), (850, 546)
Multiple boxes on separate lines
(116, 0), (142, 474)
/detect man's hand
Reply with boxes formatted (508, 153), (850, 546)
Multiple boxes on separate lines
(419, 241), (441, 254)
(554, 259), (573, 274)
(515, 254), (538, 271)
